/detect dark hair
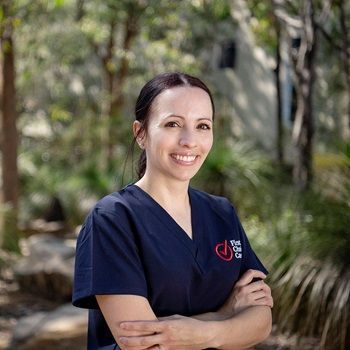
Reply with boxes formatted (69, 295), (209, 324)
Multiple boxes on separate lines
(131, 72), (215, 179)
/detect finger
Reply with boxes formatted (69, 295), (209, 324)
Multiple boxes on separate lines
(120, 321), (163, 333)
(255, 281), (270, 291)
(254, 296), (274, 308)
(252, 280), (271, 292)
(251, 290), (267, 300)
(235, 269), (266, 287)
(119, 334), (163, 348)
(238, 280), (267, 294)
(266, 295), (274, 308)
(255, 282), (272, 297)
(261, 285), (272, 298)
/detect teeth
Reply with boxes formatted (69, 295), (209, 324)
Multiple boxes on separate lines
(172, 154), (196, 162)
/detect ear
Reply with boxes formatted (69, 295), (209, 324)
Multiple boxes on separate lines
(133, 120), (146, 149)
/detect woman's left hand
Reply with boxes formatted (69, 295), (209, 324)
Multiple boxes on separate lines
(218, 269), (273, 317)
(118, 314), (213, 350)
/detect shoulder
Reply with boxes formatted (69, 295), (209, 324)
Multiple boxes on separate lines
(190, 187), (234, 219)
(78, 186), (138, 243)
(90, 185), (137, 217)
(94, 191), (126, 214)
(82, 186), (139, 234)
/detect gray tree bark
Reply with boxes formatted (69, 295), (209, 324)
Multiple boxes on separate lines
(291, 0), (317, 191)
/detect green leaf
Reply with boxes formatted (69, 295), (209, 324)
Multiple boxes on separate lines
(49, 105), (72, 122)
(55, 0), (66, 8)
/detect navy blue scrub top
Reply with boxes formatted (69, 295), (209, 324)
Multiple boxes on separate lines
(72, 183), (268, 350)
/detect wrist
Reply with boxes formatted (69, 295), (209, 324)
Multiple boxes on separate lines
(203, 320), (225, 349)
(217, 306), (235, 319)
(201, 320), (222, 348)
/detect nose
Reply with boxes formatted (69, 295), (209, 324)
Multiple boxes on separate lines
(179, 128), (197, 148)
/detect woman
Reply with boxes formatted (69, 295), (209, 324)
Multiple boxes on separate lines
(72, 72), (273, 350)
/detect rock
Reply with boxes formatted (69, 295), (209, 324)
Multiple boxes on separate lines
(13, 234), (76, 300)
(19, 219), (67, 237)
(19, 233), (76, 258)
(9, 303), (88, 350)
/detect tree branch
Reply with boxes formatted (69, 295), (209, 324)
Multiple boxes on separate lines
(339, 0), (350, 64)
(316, 23), (343, 52)
(274, 8), (302, 29)
(75, 0), (85, 21)
(112, 3), (143, 105)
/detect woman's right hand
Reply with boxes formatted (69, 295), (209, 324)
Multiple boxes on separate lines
(218, 269), (273, 317)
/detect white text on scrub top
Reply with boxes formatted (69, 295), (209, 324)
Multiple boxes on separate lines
(230, 240), (242, 259)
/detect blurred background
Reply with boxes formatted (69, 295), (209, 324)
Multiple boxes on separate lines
(0, 0), (349, 349)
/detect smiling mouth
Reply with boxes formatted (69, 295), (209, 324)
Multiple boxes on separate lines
(170, 154), (198, 164)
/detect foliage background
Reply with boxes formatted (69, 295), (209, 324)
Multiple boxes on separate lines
(1, 0), (349, 349)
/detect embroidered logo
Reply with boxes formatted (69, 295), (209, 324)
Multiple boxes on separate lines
(215, 240), (242, 261)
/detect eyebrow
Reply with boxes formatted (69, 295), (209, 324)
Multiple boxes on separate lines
(163, 114), (213, 122)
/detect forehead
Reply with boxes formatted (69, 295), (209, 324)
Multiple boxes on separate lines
(151, 86), (213, 119)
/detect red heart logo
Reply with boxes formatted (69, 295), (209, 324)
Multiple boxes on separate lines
(215, 240), (233, 261)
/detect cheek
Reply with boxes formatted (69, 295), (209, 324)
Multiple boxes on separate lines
(148, 132), (172, 154)
(203, 135), (213, 153)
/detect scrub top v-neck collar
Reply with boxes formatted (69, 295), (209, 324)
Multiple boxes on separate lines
(127, 183), (202, 260)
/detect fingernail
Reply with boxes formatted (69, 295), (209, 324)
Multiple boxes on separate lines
(119, 337), (126, 343)
(120, 323), (126, 329)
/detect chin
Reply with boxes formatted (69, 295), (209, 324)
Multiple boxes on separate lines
(170, 170), (199, 182)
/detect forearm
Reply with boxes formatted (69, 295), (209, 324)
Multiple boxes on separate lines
(96, 295), (157, 350)
(191, 311), (232, 321)
(191, 299), (249, 322)
(115, 299), (271, 350)
(202, 306), (272, 349)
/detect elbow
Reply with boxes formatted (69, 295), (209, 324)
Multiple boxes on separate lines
(244, 306), (272, 348)
(212, 306), (273, 350)
(261, 319), (272, 342)
(258, 307), (272, 343)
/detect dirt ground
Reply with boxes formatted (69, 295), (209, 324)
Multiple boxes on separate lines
(0, 266), (62, 350)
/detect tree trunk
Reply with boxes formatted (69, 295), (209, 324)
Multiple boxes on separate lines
(80, 2), (143, 173)
(291, 0), (317, 191)
(338, 0), (350, 137)
(105, 9), (139, 172)
(274, 18), (284, 166)
(101, 19), (117, 172)
(0, 2), (20, 251)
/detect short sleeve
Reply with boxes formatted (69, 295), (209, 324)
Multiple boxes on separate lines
(230, 204), (269, 276)
(72, 207), (148, 309)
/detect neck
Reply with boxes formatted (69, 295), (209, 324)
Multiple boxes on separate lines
(134, 173), (190, 210)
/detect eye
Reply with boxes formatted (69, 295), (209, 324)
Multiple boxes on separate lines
(198, 123), (211, 130)
(165, 121), (180, 128)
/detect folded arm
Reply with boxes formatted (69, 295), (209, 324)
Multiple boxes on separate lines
(96, 270), (273, 350)
(96, 294), (158, 350)
(208, 306), (272, 349)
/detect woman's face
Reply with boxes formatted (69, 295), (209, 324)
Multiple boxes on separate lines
(134, 86), (214, 183)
